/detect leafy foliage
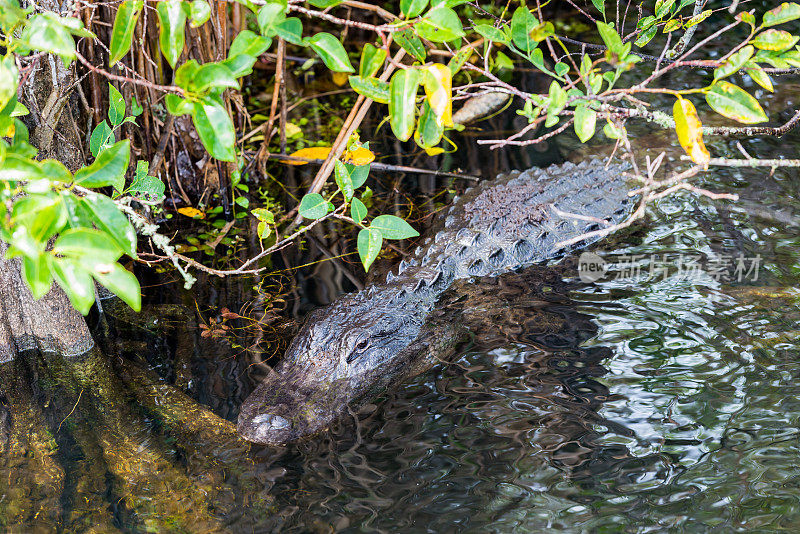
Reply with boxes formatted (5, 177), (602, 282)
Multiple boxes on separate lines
(3, 0), (800, 313)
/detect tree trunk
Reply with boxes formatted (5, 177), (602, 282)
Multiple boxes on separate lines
(0, 244), (96, 361)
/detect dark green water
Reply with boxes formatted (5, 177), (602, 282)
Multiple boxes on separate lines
(4, 101), (800, 533)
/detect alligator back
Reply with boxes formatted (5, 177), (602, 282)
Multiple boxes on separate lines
(383, 158), (631, 296)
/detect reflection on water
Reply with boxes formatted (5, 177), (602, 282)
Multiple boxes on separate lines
(4, 137), (800, 531)
(239, 147), (800, 532)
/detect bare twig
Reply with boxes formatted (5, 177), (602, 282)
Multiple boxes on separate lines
(263, 153), (481, 180)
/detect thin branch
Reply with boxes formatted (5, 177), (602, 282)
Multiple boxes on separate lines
(289, 4), (395, 32)
(264, 153), (481, 180)
(76, 51), (182, 94)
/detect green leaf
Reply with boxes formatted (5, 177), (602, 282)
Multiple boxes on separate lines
(174, 59), (200, 89)
(448, 44), (473, 75)
(714, 45), (754, 81)
(510, 7), (539, 52)
(762, 2), (800, 26)
(401, 0), (428, 18)
(53, 14), (94, 39)
(0, 154), (46, 182)
(744, 60), (773, 92)
(108, 84), (126, 126)
(13, 195), (66, 242)
(193, 63), (240, 93)
(596, 21), (623, 54)
(190, 97), (236, 162)
(635, 24), (658, 47)
(334, 160), (354, 200)
(39, 160), (72, 183)
(684, 9), (712, 28)
(308, 32), (355, 72)
(554, 62), (569, 77)
(298, 192), (329, 219)
(603, 120), (624, 139)
(474, 24), (507, 44)
(309, 0), (343, 6)
(637, 16), (656, 30)
(274, 17), (303, 45)
(92, 262), (141, 312)
(350, 197), (367, 223)
(81, 193), (137, 257)
(416, 6), (464, 43)
(394, 27), (426, 62)
(348, 76), (390, 103)
(22, 255), (52, 299)
(705, 81), (768, 124)
(359, 43), (386, 78)
(414, 100), (443, 149)
(129, 161), (165, 202)
(189, 0), (211, 28)
(663, 19), (681, 33)
(165, 94), (194, 115)
(257, 3), (286, 35)
(655, 0), (676, 18)
(224, 31), (271, 77)
(591, 0), (605, 20)
(736, 12), (756, 27)
(50, 258), (95, 315)
(753, 29), (799, 52)
(229, 30), (271, 59)
(0, 0), (28, 35)
(109, 0), (143, 66)
(545, 80), (566, 126)
(74, 140), (131, 192)
(156, 0), (188, 69)
(357, 227), (382, 271)
(389, 68), (421, 142)
(131, 96), (144, 116)
(753, 49), (790, 68)
(0, 56), (18, 115)
(89, 120), (114, 157)
(347, 163), (370, 188)
(53, 228), (124, 263)
(369, 214), (419, 240)
(574, 103), (596, 142)
(21, 14), (77, 62)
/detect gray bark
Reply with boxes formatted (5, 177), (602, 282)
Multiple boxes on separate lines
(0, 243), (95, 363)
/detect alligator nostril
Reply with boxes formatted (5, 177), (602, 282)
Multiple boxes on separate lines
(252, 413), (291, 430)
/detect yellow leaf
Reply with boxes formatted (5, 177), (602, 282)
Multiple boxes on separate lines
(673, 97), (710, 166)
(424, 146), (445, 156)
(344, 147), (375, 166)
(422, 63), (453, 128)
(284, 122), (303, 138)
(332, 71), (349, 86)
(287, 146), (333, 165)
(177, 207), (206, 219)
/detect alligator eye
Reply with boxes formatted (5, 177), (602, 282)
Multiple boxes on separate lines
(346, 339), (371, 364)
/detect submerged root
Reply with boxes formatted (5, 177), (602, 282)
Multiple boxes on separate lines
(0, 360), (64, 531)
(116, 360), (278, 522)
(54, 348), (231, 533)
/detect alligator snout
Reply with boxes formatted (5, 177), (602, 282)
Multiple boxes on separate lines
(237, 365), (354, 445)
(238, 411), (295, 444)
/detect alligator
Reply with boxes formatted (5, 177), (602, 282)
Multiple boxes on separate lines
(237, 158), (634, 445)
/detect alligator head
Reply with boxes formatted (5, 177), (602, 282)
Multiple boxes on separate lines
(237, 286), (443, 445)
